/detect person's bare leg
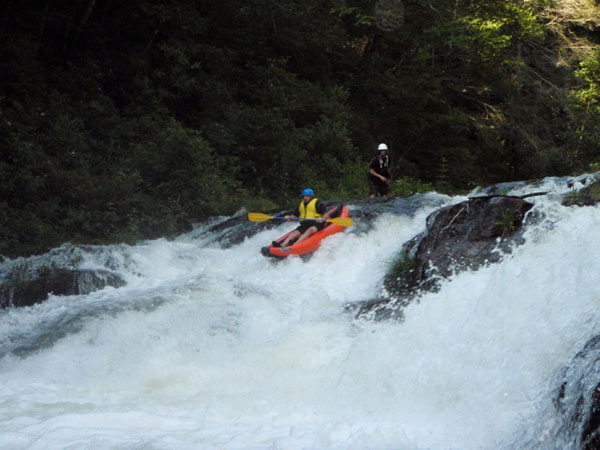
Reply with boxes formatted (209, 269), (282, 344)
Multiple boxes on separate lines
(280, 230), (301, 247)
(293, 226), (318, 245)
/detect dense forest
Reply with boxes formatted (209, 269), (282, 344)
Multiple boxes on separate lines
(1, 0), (600, 257)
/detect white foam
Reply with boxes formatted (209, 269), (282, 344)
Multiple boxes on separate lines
(1, 196), (599, 449)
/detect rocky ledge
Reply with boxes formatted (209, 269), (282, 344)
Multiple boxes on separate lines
(350, 194), (540, 320)
(554, 334), (600, 449)
(0, 268), (126, 308)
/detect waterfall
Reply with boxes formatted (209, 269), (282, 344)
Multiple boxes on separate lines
(1, 177), (599, 449)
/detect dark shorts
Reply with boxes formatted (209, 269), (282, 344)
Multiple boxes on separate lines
(295, 221), (325, 234)
(368, 177), (390, 196)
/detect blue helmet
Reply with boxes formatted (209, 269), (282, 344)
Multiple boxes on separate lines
(301, 188), (314, 196)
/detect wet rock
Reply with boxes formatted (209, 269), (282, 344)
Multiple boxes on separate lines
(354, 195), (535, 319)
(554, 335), (600, 449)
(562, 177), (600, 207)
(411, 195), (534, 281)
(345, 297), (405, 322)
(0, 268), (126, 308)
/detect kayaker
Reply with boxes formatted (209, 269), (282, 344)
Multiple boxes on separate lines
(368, 143), (392, 198)
(272, 188), (335, 248)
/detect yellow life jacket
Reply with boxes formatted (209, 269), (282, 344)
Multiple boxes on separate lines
(298, 198), (321, 219)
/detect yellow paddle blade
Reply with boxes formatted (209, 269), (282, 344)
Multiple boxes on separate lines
(247, 212), (275, 222)
(326, 217), (353, 227)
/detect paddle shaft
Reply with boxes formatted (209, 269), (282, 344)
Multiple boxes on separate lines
(247, 212), (352, 227)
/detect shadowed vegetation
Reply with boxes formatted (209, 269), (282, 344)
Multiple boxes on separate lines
(2, 0), (600, 256)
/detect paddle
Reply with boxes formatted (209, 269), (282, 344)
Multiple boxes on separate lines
(247, 212), (353, 227)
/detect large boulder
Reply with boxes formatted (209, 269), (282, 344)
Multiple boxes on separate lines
(410, 195), (534, 282)
(354, 195), (535, 319)
(554, 334), (600, 449)
(0, 268), (126, 308)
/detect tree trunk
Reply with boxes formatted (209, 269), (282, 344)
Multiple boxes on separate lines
(39, 0), (51, 41)
(64, 0), (82, 51)
(100, 0), (114, 26)
(1, 0), (14, 34)
(79, 0), (96, 26)
(71, 0), (96, 46)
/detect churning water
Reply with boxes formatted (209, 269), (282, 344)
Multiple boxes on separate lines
(1, 177), (600, 449)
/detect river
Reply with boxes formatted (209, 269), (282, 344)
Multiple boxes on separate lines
(1, 178), (599, 449)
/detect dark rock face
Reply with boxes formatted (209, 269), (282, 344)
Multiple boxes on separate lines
(554, 335), (600, 449)
(411, 196), (534, 282)
(562, 180), (600, 207)
(352, 196), (535, 319)
(0, 268), (126, 308)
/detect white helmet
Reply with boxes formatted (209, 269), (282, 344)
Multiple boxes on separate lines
(378, 143), (388, 151)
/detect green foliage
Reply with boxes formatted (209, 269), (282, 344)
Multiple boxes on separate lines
(384, 251), (419, 299)
(330, 158), (369, 199)
(235, 195), (279, 214)
(495, 209), (518, 237)
(570, 49), (600, 164)
(1, 0), (599, 256)
(330, 0), (374, 26)
(587, 183), (600, 202)
(562, 180), (600, 206)
(392, 177), (435, 198)
(573, 49), (600, 107)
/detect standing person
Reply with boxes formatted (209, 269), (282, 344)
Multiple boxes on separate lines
(273, 188), (336, 248)
(368, 143), (392, 198)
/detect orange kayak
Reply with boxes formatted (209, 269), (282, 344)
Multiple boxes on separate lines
(261, 205), (350, 258)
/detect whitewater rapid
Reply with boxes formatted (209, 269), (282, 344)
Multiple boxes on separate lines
(1, 180), (600, 449)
